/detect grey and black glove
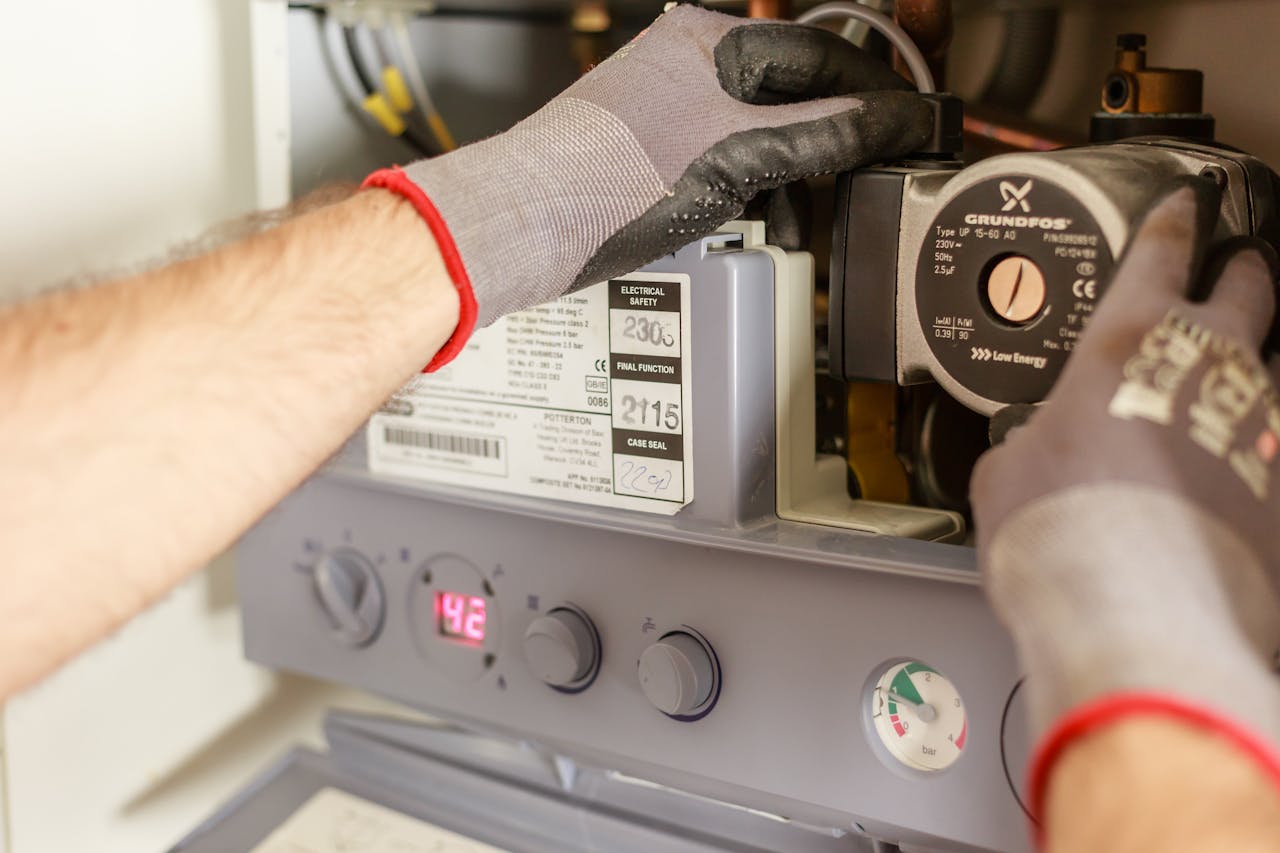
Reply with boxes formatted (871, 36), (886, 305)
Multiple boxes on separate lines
(365, 4), (931, 368)
(971, 179), (1280, 819)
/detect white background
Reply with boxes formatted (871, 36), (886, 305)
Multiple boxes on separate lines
(0, 4), (406, 853)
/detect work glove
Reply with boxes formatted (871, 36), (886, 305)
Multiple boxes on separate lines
(365, 4), (931, 369)
(971, 179), (1280, 819)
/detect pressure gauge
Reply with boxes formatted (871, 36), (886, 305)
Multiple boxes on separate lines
(870, 661), (967, 772)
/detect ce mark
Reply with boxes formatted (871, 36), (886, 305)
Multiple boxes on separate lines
(593, 359), (609, 373)
(1072, 278), (1098, 300)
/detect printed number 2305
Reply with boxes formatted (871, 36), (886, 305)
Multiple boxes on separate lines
(622, 315), (675, 349)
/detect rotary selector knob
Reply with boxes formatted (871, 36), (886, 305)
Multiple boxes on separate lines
(638, 630), (720, 719)
(311, 549), (384, 646)
(523, 606), (600, 691)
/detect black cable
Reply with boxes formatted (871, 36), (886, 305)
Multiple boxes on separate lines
(339, 22), (442, 157)
(999, 678), (1036, 822)
(342, 25), (380, 95)
(980, 9), (1060, 113)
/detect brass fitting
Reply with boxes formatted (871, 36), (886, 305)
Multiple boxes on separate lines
(1101, 33), (1203, 115)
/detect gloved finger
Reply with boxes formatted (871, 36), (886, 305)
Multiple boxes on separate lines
(713, 91), (932, 193)
(715, 22), (912, 105)
(744, 182), (813, 251)
(1197, 237), (1280, 348)
(1103, 177), (1222, 308)
(988, 403), (1039, 446)
(563, 91), (929, 292)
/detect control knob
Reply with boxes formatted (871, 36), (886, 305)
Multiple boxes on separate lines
(311, 549), (384, 646)
(523, 606), (600, 691)
(638, 630), (720, 718)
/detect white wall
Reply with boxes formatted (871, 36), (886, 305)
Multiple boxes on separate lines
(0, 3), (298, 851)
(0, 4), (406, 849)
(0, 2), (267, 297)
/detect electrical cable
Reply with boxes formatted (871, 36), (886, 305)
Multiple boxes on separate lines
(837, 0), (892, 48)
(341, 25), (379, 94)
(332, 16), (441, 157)
(980, 9), (1059, 113)
(388, 10), (458, 151)
(319, 12), (382, 117)
(370, 26), (417, 115)
(796, 1), (937, 94)
(370, 23), (397, 68)
(344, 23), (415, 145)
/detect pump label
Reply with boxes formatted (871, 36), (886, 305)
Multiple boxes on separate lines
(916, 175), (1116, 405)
(367, 275), (694, 514)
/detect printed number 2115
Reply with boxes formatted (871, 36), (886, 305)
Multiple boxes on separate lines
(621, 396), (680, 431)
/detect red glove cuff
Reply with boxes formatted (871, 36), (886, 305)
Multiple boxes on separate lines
(1028, 692), (1280, 844)
(362, 167), (478, 372)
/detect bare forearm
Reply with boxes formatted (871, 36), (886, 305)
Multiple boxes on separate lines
(1045, 718), (1280, 852)
(0, 189), (456, 698)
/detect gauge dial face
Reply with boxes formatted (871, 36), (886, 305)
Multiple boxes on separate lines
(871, 661), (967, 772)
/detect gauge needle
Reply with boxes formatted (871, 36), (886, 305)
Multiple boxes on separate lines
(1006, 261), (1025, 314)
(889, 691), (938, 723)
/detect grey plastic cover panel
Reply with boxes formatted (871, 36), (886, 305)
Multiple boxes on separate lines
(173, 713), (877, 853)
(237, 243), (1028, 852)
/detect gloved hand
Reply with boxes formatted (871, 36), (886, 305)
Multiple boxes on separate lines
(365, 4), (931, 369)
(971, 179), (1280, 817)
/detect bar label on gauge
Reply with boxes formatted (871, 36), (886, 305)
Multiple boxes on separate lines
(367, 274), (694, 514)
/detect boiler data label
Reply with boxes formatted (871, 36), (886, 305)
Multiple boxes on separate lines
(252, 787), (507, 853)
(367, 274), (694, 514)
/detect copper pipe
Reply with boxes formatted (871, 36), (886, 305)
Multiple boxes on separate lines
(963, 116), (1062, 152)
(894, 0), (952, 90)
(961, 104), (1081, 154)
(747, 0), (792, 19)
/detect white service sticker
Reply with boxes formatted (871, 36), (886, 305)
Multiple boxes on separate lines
(368, 274), (694, 515)
(250, 787), (508, 853)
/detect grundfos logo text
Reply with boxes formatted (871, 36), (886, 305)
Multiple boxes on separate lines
(963, 179), (1072, 230)
(964, 213), (1072, 230)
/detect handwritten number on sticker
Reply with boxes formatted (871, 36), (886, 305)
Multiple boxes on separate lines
(619, 460), (673, 494)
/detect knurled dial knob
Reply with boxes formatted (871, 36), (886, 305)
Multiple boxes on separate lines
(638, 631), (715, 716)
(523, 607), (598, 687)
(312, 549), (384, 646)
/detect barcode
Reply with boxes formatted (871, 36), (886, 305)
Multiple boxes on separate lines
(382, 427), (502, 460)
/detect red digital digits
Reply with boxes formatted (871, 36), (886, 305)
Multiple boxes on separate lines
(463, 596), (486, 641)
(437, 592), (487, 644)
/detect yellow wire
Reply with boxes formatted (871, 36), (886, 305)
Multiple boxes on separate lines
(426, 112), (457, 152)
(361, 93), (406, 137)
(381, 66), (415, 113)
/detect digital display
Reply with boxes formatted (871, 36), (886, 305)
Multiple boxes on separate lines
(436, 591), (487, 645)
